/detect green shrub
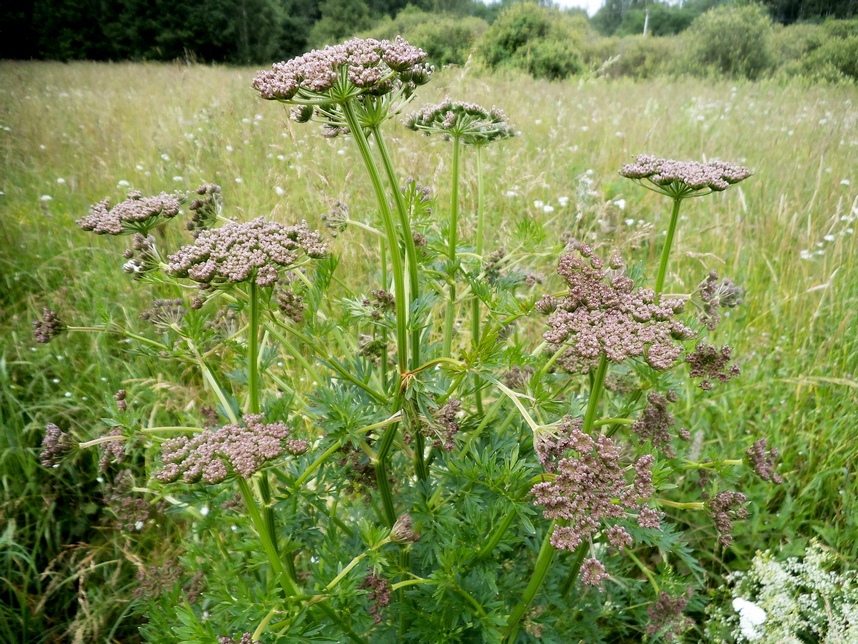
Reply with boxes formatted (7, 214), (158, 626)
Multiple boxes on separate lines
(681, 3), (774, 80)
(362, 7), (488, 66)
(476, 2), (592, 79)
(803, 34), (858, 81)
(592, 35), (678, 79)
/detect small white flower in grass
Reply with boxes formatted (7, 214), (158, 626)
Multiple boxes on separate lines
(274, 186), (285, 197)
(337, 149), (346, 156)
(172, 176), (183, 182)
(57, 178), (66, 184)
(625, 218), (635, 227)
(614, 199), (626, 211)
(39, 144), (46, 150)
(200, 506), (209, 517)
(52, 378), (60, 383)
(226, 145), (234, 152)
(543, 204), (554, 214)
(533, 200), (544, 209)
(136, 164), (144, 171)
(506, 190), (518, 198)
(732, 598), (766, 641)
(64, 392), (71, 398)
(824, 234), (836, 242)
(235, 177), (243, 184)
(841, 179), (850, 186)
(558, 196), (569, 207)
(40, 195), (52, 201)
(135, 520), (144, 530)
(161, 153), (170, 161)
(581, 126), (589, 131)
(277, 154), (285, 161)
(117, 180), (130, 188)
(242, 118), (251, 124)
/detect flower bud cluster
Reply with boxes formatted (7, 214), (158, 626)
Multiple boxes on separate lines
(632, 391), (690, 457)
(685, 343), (740, 390)
(187, 183), (222, 238)
(404, 99), (515, 145)
(33, 307), (64, 344)
(167, 218), (327, 288)
(218, 635), (254, 644)
(423, 398), (461, 451)
(122, 232), (159, 278)
(532, 417), (659, 576)
(390, 513), (420, 543)
(134, 557), (181, 599)
(321, 200), (349, 236)
(707, 490), (748, 546)
(620, 155), (751, 198)
(115, 389), (127, 412)
(253, 37), (432, 104)
(78, 190), (183, 235)
(99, 427), (126, 472)
(544, 242), (695, 372)
(698, 270), (744, 330)
(105, 469), (151, 532)
(140, 298), (186, 330)
(646, 588), (694, 640)
(277, 288), (305, 323)
(745, 438), (783, 484)
(363, 289), (395, 320)
(361, 571), (392, 624)
(40, 422), (74, 467)
(156, 414), (308, 484)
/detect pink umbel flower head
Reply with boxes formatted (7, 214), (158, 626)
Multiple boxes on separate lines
(620, 154), (751, 199)
(78, 190), (183, 236)
(404, 98), (515, 145)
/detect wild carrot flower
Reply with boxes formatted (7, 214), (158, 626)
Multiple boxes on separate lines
(253, 37), (432, 130)
(619, 155), (751, 199)
(33, 307), (64, 343)
(580, 558), (609, 587)
(77, 190), (183, 235)
(543, 242), (695, 373)
(404, 99), (515, 145)
(155, 414), (308, 485)
(708, 490), (748, 546)
(745, 438), (783, 484)
(632, 391), (689, 457)
(698, 270), (744, 330)
(532, 417), (658, 564)
(167, 218), (327, 288)
(187, 183), (222, 238)
(40, 422), (74, 467)
(685, 343), (740, 390)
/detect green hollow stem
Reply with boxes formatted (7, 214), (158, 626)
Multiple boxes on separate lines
(583, 354), (609, 434)
(237, 477), (297, 597)
(504, 520), (557, 641)
(342, 101), (408, 374)
(380, 237), (390, 390)
(654, 198), (682, 300)
(559, 545), (587, 598)
(372, 124), (421, 370)
(477, 508), (517, 560)
(375, 419), (399, 527)
(471, 146), (485, 414)
(442, 136), (462, 358)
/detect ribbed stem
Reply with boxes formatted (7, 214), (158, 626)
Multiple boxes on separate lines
(504, 521), (557, 641)
(374, 418), (399, 527)
(654, 198), (682, 300)
(477, 507), (516, 560)
(472, 145), (485, 414)
(248, 282), (260, 414)
(342, 102), (408, 374)
(443, 136), (462, 358)
(380, 237), (390, 390)
(583, 354), (609, 433)
(372, 125), (421, 370)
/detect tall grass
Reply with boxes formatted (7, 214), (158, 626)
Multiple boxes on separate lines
(1, 61), (856, 639)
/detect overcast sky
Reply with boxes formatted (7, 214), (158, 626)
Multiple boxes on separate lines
(552, 0), (605, 15)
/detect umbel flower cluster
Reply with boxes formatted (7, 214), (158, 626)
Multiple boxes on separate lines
(252, 37), (432, 104)
(404, 99), (515, 145)
(156, 414), (308, 484)
(619, 154), (752, 198)
(33, 307), (64, 344)
(543, 242), (696, 372)
(532, 416), (660, 582)
(77, 190), (183, 235)
(167, 217), (327, 288)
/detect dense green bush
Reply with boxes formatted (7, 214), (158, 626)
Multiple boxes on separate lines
(476, 2), (592, 79)
(680, 3), (774, 80)
(362, 6), (488, 66)
(595, 35), (678, 79)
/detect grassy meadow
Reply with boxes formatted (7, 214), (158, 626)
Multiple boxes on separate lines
(1, 61), (857, 640)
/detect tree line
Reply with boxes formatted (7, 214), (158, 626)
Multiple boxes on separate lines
(0, 0), (854, 64)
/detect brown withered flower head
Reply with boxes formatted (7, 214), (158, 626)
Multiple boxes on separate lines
(685, 343), (740, 390)
(156, 414), (308, 485)
(187, 183), (222, 238)
(404, 99), (515, 145)
(745, 438), (783, 484)
(78, 190), (183, 236)
(33, 307), (65, 344)
(40, 422), (74, 467)
(620, 155), (751, 199)
(707, 490), (748, 546)
(544, 242), (696, 373)
(698, 270), (744, 330)
(254, 37), (431, 103)
(167, 218), (327, 288)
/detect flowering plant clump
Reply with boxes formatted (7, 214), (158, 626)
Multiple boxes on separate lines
(35, 35), (783, 644)
(77, 190), (183, 235)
